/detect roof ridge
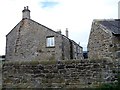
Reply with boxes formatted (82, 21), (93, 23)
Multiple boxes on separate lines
(99, 20), (120, 35)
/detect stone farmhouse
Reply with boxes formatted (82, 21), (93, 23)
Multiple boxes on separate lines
(88, 19), (120, 59)
(5, 6), (83, 61)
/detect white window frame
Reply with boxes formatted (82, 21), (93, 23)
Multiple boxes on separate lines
(46, 36), (55, 47)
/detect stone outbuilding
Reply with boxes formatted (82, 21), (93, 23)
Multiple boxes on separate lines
(88, 19), (120, 59)
(5, 6), (83, 61)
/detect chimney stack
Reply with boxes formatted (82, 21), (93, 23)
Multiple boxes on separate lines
(57, 29), (62, 34)
(66, 28), (69, 37)
(22, 6), (30, 19)
(118, 1), (120, 19)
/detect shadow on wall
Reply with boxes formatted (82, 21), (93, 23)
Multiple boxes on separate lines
(83, 51), (88, 59)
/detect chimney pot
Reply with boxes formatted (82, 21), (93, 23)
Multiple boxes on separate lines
(22, 6), (30, 19)
(66, 28), (69, 37)
(24, 7), (26, 10)
(27, 6), (29, 10)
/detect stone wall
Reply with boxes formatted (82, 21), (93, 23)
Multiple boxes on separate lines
(87, 20), (120, 59)
(62, 36), (71, 60)
(6, 19), (83, 61)
(2, 59), (118, 89)
(71, 41), (83, 59)
(6, 19), (63, 61)
(112, 35), (120, 58)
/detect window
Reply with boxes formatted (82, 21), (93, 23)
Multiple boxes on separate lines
(46, 36), (55, 47)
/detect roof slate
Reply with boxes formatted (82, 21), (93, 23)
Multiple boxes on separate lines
(99, 19), (120, 34)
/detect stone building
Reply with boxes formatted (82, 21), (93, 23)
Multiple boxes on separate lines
(88, 19), (120, 59)
(5, 6), (83, 61)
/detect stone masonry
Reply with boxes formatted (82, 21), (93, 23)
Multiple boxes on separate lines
(88, 19), (120, 59)
(2, 59), (119, 89)
(5, 6), (83, 61)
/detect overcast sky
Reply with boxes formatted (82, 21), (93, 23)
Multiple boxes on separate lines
(0, 0), (119, 55)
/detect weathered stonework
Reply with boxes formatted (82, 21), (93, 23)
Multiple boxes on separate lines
(88, 19), (120, 59)
(2, 59), (119, 89)
(6, 7), (83, 61)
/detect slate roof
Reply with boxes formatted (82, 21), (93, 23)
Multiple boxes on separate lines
(99, 19), (120, 34)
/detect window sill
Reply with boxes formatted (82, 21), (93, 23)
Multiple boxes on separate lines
(46, 46), (55, 48)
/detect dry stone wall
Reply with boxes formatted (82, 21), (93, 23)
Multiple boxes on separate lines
(2, 59), (119, 89)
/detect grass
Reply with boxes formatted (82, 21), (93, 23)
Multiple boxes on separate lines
(94, 83), (120, 90)
(3, 59), (82, 66)
(3, 58), (117, 66)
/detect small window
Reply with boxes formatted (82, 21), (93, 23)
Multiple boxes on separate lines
(46, 36), (55, 47)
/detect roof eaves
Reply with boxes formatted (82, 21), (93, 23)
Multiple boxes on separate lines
(6, 20), (22, 37)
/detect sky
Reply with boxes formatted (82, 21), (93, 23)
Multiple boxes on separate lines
(0, 0), (119, 55)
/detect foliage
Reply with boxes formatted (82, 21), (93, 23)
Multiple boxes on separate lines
(94, 72), (120, 90)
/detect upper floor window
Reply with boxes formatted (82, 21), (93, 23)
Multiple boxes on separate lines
(46, 36), (55, 47)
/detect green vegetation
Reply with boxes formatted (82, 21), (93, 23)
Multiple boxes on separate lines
(94, 71), (120, 90)
(3, 58), (115, 66)
(94, 83), (120, 90)
(3, 59), (82, 65)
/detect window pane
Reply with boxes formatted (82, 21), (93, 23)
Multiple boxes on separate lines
(47, 38), (50, 47)
(46, 37), (55, 47)
(51, 37), (54, 46)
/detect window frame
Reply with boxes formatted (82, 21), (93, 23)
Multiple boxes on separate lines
(46, 36), (55, 48)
